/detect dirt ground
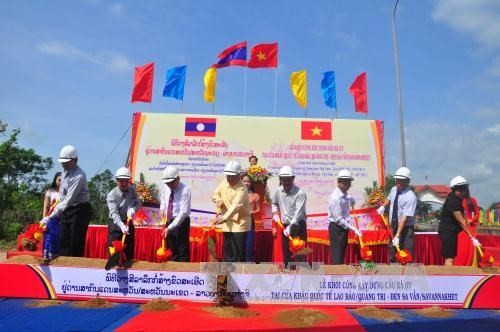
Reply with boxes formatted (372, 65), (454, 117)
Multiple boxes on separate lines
(3, 255), (495, 275)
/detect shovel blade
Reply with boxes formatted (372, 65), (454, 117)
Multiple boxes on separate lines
(294, 247), (314, 256)
(105, 252), (121, 271)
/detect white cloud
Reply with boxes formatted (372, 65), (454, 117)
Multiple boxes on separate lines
(110, 3), (124, 16)
(487, 55), (500, 77)
(387, 120), (500, 207)
(36, 41), (85, 58)
(36, 40), (133, 72)
(432, 0), (500, 51)
(475, 106), (500, 119)
(486, 123), (500, 135)
(334, 31), (360, 49)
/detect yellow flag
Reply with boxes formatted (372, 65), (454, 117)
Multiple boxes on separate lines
(203, 67), (216, 103)
(290, 70), (307, 108)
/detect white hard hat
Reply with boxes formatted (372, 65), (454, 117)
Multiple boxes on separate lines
(115, 167), (131, 179)
(337, 169), (353, 180)
(449, 176), (468, 188)
(394, 167), (411, 180)
(278, 165), (295, 177)
(58, 145), (78, 162)
(162, 166), (179, 183)
(223, 160), (242, 175)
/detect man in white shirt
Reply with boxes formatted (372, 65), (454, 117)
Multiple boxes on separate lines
(377, 167), (417, 262)
(160, 166), (192, 262)
(328, 169), (362, 264)
(106, 167), (141, 266)
(43, 145), (90, 257)
(272, 165), (307, 267)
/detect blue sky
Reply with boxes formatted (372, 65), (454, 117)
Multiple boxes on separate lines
(1, 0), (499, 207)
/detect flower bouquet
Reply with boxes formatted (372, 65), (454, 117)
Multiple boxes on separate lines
(245, 165), (272, 184)
(365, 183), (386, 208)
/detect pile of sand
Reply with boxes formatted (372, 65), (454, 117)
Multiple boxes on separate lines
(25, 299), (65, 308)
(4, 255), (493, 275)
(354, 306), (403, 322)
(6, 255), (199, 271)
(414, 306), (454, 318)
(71, 297), (113, 308)
(203, 306), (259, 318)
(141, 298), (176, 311)
(275, 308), (332, 328)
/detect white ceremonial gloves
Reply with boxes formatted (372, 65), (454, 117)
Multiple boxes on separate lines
(348, 225), (362, 237)
(120, 224), (129, 234)
(377, 206), (385, 215)
(127, 208), (135, 219)
(392, 236), (400, 247)
(273, 214), (280, 223)
(471, 237), (481, 247)
(40, 216), (50, 227)
(283, 225), (291, 237)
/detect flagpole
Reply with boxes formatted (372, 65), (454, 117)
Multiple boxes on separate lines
(243, 66), (247, 115)
(149, 102), (152, 113)
(180, 100), (184, 113)
(212, 102), (215, 114)
(273, 68), (278, 117)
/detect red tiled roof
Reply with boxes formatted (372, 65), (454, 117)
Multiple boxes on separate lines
(413, 184), (449, 198)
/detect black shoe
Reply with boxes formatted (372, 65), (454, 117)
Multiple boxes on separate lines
(122, 260), (134, 269)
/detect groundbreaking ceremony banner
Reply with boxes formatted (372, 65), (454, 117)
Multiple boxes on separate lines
(129, 113), (384, 228)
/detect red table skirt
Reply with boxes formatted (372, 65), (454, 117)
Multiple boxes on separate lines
(83, 225), (500, 265)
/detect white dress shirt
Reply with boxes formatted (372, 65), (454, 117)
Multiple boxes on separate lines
(160, 181), (191, 231)
(271, 185), (307, 225)
(328, 187), (355, 229)
(388, 186), (417, 226)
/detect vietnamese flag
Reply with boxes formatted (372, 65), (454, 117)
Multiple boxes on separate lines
(247, 43), (278, 68)
(131, 62), (154, 103)
(301, 121), (332, 140)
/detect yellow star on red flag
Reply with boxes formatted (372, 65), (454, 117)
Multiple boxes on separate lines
(311, 126), (322, 136)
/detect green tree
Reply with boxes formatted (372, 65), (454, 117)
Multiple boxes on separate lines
(88, 169), (115, 224)
(0, 121), (53, 240)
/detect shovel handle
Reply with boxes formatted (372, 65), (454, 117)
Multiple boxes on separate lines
(121, 216), (132, 245)
(351, 207), (364, 247)
(476, 245), (484, 257)
(381, 214), (403, 253)
(276, 217), (293, 241)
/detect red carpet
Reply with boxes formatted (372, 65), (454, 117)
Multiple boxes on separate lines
(116, 300), (365, 331)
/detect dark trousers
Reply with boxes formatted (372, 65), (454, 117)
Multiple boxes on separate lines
(166, 217), (190, 262)
(246, 216), (255, 262)
(281, 220), (307, 267)
(107, 219), (135, 260)
(389, 225), (415, 262)
(59, 202), (91, 257)
(329, 222), (349, 265)
(223, 231), (248, 262)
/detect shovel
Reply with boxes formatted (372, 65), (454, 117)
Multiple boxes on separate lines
(276, 216), (313, 256)
(351, 208), (373, 262)
(105, 217), (131, 270)
(381, 214), (412, 264)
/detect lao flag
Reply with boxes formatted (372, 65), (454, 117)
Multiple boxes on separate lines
(185, 117), (217, 137)
(301, 121), (332, 140)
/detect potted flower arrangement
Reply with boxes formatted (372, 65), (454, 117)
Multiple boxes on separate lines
(245, 165), (272, 184)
